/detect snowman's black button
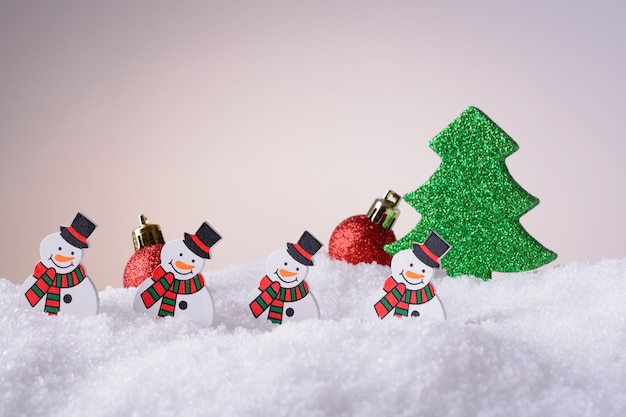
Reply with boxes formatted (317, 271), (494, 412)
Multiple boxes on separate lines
(179, 301), (188, 310)
(286, 308), (294, 317)
(63, 294), (72, 304)
(411, 310), (420, 317)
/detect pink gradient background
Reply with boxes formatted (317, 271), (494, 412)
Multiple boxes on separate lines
(1, 1), (624, 289)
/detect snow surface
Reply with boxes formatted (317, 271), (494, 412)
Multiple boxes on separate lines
(1, 254), (625, 417)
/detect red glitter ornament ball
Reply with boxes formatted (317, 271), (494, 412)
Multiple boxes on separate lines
(328, 190), (401, 266)
(123, 244), (163, 287)
(328, 215), (396, 265)
(123, 215), (165, 288)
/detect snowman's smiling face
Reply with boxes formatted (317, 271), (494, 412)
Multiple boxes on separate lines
(160, 240), (205, 279)
(391, 249), (434, 290)
(39, 233), (83, 272)
(266, 249), (308, 289)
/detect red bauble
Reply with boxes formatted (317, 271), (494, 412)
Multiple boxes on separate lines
(123, 243), (163, 287)
(329, 215), (397, 266)
(328, 191), (401, 266)
(123, 215), (165, 288)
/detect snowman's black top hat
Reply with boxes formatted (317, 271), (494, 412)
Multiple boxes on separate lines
(287, 231), (323, 266)
(412, 231), (450, 268)
(184, 222), (221, 259)
(60, 212), (97, 249)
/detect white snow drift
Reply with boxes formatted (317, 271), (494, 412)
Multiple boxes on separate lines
(1, 254), (625, 417)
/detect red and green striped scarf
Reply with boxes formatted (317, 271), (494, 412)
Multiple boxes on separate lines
(140, 265), (205, 317)
(249, 275), (309, 324)
(25, 262), (86, 315)
(374, 276), (436, 319)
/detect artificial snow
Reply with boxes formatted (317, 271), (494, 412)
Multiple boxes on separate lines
(1, 254), (625, 417)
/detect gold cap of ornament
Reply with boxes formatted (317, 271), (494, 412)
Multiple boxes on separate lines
(366, 190), (401, 229)
(131, 214), (165, 250)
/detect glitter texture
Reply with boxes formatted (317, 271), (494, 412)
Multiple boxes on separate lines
(123, 244), (164, 287)
(329, 214), (396, 266)
(384, 106), (557, 280)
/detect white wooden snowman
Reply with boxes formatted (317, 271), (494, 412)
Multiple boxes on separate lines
(19, 213), (99, 317)
(249, 231), (323, 324)
(133, 222), (221, 326)
(373, 231), (450, 320)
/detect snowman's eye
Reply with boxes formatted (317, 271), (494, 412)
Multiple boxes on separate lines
(71, 251), (74, 255)
(179, 253), (183, 257)
(296, 267), (299, 271)
(58, 247), (62, 251)
(409, 263), (413, 267)
(191, 259), (195, 263)
(422, 269), (426, 273)
(284, 262), (288, 266)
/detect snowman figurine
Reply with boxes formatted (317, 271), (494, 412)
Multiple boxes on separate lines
(133, 222), (221, 326)
(19, 213), (99, 317)
(373, 231), (450, 320)
(249, 231), (323, 324)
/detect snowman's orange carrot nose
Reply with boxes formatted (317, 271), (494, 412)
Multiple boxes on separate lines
(54, 254), (74, 262)
(405, 270), (424, 279)
(279, 268), (298, 277)
(175, 260), (195, 270)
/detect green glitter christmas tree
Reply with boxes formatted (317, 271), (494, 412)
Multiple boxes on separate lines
(385, 106), (557, 280)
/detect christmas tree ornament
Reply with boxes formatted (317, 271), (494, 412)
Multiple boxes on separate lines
(133, 222), (221, 326)
(373, 231), (449, 320)
(328, 190), (401, 266)
(249, 231), (323, 324)
(18, 212), (99, 317)
(385, 106), (557, 280)
(123, 214), (165, 288)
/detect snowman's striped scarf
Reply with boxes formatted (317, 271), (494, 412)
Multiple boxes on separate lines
(249, 275), (309, 324)
(140, 265), (205, 317)
(25, 262), (86, 315)
(374, 276), (436, 319)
